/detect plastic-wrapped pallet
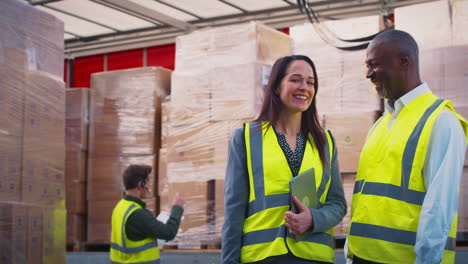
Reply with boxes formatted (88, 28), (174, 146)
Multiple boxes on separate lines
(175, 21), (291, 73)
(65, 88), (90, 247)
(0, 0), (66, 263)
(159, 21), (291, 249)
(87, 67), (170, 242)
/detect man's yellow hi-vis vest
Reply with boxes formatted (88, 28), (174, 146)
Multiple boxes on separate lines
(240, 121), (336, 263)
(348, 92), (468, 264)
(110, 199), (160, 264)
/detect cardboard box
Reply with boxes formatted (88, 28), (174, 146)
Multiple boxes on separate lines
(396, 0), (468, 47)
(323, 111), (380, 173)
(22, 72), (65, 202)
(161, 100), (170, 149)
(66, 88), (90, 151)
(0, 203), (28, 264)
(0, 49), (27, 202)
(171, 63), (269, 122)
(27, 206), (43, 264)
(0, 0), (64, 76)
(333, 173), (355, 236)
(67, 213), (86, 244)
(21, 172), (65, 208)
(159, 182), (211, 248)
(158, 148), (168, 195)
(443, 46), (468, 108)
(0, 149), (22, 202)
(65, 148), (87, 183)
(66, 182), (87, 214)
(395, 0), (453, 49)
(452, 0), (468, 46)
(215, 179), (225, 236)
(42, 207), (66, 264)
(89, 67), (171, 156)
(87, 199), (117, 243)
(459, 167), (468, 232)
(175, 21), (291, 73)
(459, 166), (468, 230)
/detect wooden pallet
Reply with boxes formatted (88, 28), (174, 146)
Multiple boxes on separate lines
(162, 238), (221, 250)
(67, 241), (85, 252)
(82, 242), (111, 252)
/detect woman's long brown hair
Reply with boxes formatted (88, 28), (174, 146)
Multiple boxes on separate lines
(255, 55), (327, 166)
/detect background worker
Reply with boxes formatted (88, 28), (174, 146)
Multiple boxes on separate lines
(110, 164), (185, 264)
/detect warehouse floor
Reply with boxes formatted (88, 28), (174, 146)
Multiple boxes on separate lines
(67, 248), (468, 264)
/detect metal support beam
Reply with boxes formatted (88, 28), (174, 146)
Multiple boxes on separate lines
(282, 0), (297, 6)
(95, 0), (196, 32)
(219, 0), (248, 13)
(154, 0), (203, 19)
(27, 0), (62, 5)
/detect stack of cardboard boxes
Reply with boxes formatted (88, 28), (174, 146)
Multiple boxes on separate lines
(159, 21), (291, 248)
(0, 0), (66, 262)
(291, 15), (385, 236)
(395, 0), (468, 239)
(87, 67), (171, 242)
(66, 88), (90, 247)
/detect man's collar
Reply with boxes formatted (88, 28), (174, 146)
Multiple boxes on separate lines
(123, 193), (146, 208)
(385, 83), (430, 113)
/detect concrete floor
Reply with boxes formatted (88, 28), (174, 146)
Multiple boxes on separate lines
(67, 248), (468, 264)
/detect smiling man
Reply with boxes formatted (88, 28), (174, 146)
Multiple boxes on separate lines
(346, 30), (468, 264)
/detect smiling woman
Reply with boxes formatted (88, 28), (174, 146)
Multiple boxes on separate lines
(222, 55), (347, 264)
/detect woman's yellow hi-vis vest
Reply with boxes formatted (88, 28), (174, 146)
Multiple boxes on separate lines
(348, 92), (468, 264)
(110, 199), (160, 264)
(240, 121), (335, 263)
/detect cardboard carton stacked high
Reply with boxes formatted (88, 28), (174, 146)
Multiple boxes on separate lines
(159, 22), (291, 248)
(0, 0), (66, 263)
(291, 15), (385, 237)
(87, 67), (171, 242)
(66, 88), (90, 246)
(395, 0), (468, 237)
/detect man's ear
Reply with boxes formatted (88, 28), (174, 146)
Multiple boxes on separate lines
(400, 55), (410, 69)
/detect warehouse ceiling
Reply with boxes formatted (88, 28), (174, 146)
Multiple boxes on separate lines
(22, 0), (436, 58)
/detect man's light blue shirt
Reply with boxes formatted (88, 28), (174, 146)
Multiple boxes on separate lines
(378, 83), (466, 263)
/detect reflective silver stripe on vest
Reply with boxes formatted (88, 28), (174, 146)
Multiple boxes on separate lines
(287, 229), (334, 246)
(361, 182), (425, 205)
(350, 222), (455, 251)
(357, 99), (444, 204)
(111, 259), (160, 264)
(243, 224), (334, 247)
(248, 122), (266, 218)
(248, 193), (290, 217)
(111, 241), (158, 254)
(247, 123), (332, 217)
(243, 225), (287, 246)
(350, 222), (416, 245)
(116, 204), (158, 254)
(122, 204), (137, 248)
(316, 133), (331, 205)
(445, 237), (456, 251)
(401, 99), (444, 189)
(353, 180), (364, 194)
